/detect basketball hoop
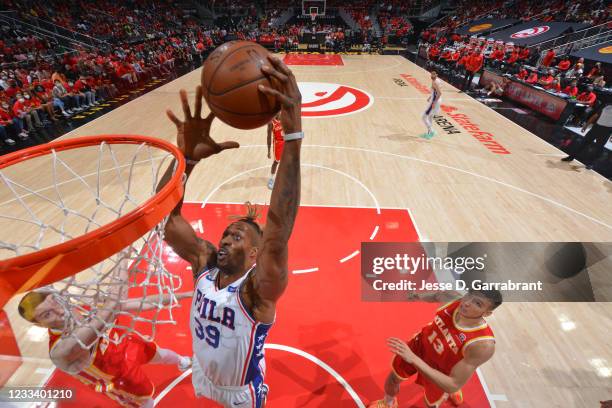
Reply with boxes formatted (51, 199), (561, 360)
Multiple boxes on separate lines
(0, 135), (185, 347)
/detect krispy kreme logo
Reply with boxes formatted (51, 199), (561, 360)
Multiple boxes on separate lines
(469, 23), (493, 33)
(511, 26), (550, 39)
(299, 82), (373, 117)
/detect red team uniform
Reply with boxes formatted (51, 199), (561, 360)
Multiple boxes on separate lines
(392, 300), (495, 407)
(271, 118), (284, 162)
(49, 327), (158, 407)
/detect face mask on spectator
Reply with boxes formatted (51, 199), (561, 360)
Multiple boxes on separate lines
(68, 82), (74, 86)
(25, 95), (31, 100)
(18, 98), (25, 103)
(1, 104), (8, 110)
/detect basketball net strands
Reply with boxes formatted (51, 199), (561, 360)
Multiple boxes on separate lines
(0, 135), (186, 349)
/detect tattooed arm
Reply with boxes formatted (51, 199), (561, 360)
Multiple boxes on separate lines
(248, 56), (302, 323)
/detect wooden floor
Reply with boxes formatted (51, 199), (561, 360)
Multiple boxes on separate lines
(1, 55), (611, 407)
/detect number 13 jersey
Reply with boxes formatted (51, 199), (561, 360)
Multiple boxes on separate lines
(190, 266), (272, 387)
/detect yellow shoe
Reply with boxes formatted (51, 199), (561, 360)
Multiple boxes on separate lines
(367, 398), (398, 408)
(449, 390), (463, 405)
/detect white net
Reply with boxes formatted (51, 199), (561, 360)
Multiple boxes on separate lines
(0, 138), (183, 349)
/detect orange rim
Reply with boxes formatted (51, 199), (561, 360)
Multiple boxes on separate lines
(0, 135), (185, 304)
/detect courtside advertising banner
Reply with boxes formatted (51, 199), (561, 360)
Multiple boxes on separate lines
(571, 40), (612, 65)
(454, 18), (520, 36)
(490, 21), (578, 46)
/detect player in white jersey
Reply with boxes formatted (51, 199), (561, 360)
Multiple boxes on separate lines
(421, 70), (442, 140)
(157, 55), (303, 408)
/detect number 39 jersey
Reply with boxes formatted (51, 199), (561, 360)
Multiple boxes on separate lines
(190, 266), (272, 387)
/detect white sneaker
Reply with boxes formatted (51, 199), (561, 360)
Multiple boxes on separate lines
(178, 356), (192, 372)
(5, 138), (15, 145)
(267, 178), (274, 190)
(19, 131), (29, 139)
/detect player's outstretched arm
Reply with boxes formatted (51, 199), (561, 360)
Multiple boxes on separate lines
(121, 291), (193, 312)
(252, 56), (302, 317)
(158, 86), (239, 274)
(50, 258), (132, 374)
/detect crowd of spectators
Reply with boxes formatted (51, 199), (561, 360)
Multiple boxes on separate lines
(5, 0), (197, 44)
(428, 0), (610, 39)
(420, 31), (607, 127)
(0, 0), (396, 148)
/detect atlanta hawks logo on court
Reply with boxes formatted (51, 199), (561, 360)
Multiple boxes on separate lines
(298, 82), (373, 118)
(510, 26), (550, 39)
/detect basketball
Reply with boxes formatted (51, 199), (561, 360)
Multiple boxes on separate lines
(201, 41), (280, 130)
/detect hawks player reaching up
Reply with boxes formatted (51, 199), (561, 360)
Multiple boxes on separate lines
(158, 55), (302, 407)
(369, 289), (501, 408)
(266, 113), (284, 190)
(17, 261), (192, 408)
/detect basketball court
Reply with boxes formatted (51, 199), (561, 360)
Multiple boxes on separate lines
(1, 54), (611, 408)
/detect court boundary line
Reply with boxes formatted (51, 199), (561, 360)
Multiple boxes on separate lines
(199, 163), (383, 271)
(151, 344), (366, 408)
(153, 368), (192, 406)
(200, 163), (381, 214)
(476, 367), (505, 408)
(265, 343), (366, 408)
(233, 145), (612, 231)
(406, 59), (573, 157)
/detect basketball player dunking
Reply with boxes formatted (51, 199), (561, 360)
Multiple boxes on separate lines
(421, 70), (442, 140)
(369, 289), (501, 408)
(17, 263), (192, 408)
(266, 113), (284, 189)
(158, 55), (302, 407)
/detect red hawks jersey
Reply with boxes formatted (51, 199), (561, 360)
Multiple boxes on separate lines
(49, 326), (157, 406)
(418, 300), (494, 374)
(271, 119), (284, 143)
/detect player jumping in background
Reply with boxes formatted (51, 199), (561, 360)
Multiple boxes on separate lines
(421, 70), (442, 140)
(158, 55), (302, 407)
(267, 113), (284, 190)
(368, 289), (501, 408)
(17, 264), (192, 408)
